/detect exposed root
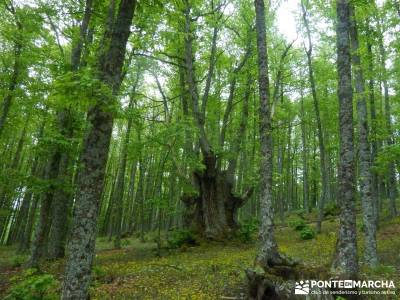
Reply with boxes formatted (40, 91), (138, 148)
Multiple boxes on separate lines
(246, 261), (334, 300)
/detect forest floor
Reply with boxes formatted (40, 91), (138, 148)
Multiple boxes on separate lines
(1, 213), (400, 299)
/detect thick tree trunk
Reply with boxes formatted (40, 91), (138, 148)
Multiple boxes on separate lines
(181, 0), (251, 239)
(183, 154), (251, 239)
(349, 5), (378, 267)
(332, 0), (358, 279)
(61, 0), (136, 298)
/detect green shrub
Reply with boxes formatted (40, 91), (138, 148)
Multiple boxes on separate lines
(292, 209), (306, 219)
(5, 269), (58, 300)
(299, 226), (315, 240)
(288, 218), (307, 231)
(167, 229), (197, 249)
(369, 264), (396, 276)
(324, 202), (340, 217)
(11, 255), (26, 268)
(92, 265), (107, 280)
(121, 238), (131, 246)
(237, 218), (259, 243)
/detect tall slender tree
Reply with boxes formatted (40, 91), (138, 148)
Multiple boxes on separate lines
(301, 0), (331, 233)
(349, 4), (378, 267)
(332, 0), (358, 279)
(254, 0), (285, 268)
(61, 0), (136, 298)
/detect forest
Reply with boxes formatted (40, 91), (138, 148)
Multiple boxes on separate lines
(0, 0), (399, 299)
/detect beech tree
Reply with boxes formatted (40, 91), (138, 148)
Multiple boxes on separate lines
(62, 0), (136, 298)
(332, 0), (358, 279)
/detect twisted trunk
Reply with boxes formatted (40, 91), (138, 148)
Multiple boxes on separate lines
(181, 1), (251, 239)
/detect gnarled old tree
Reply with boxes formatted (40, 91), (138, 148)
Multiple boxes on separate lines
(180, 0), (253, 240)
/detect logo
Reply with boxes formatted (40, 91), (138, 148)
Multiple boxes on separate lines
(294, 279), (396, 296)
(295, 280), (310, 295)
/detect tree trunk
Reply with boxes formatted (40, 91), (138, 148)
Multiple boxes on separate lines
(332, 0), (358, 279)
(8, 158), (39, 245)
(47, 150), (73, 259)
(366, 25), (380, 225)
(349, 5), (378, 267)
(28, 151), (62, 267)
(0, 123), (27, 238)
(254, 0), (281, 268)
(18, 193), (39, 253)
(0, 20), (22, 137)
(181, 0), (251, 239)
(136, 144), (146, 242)
(300, 83), (310, 213)
(301, 0), (331, 233)
(378, 31), (398, 218)
(61, 0), (136, 298)
(113, 101), (134, 248)
(126, 161), (137, 234)
(45, 0), (94, 260)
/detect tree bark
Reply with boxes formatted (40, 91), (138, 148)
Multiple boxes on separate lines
(28, 151), (62, 267)
(181, 0), (251, 239)
(366, 26), (380, 225)
(254, 0), (282, 268)
(45, 0), (94, 261)
(349, 5), (378, 267)
(18, 193), (39, 253)
(300, 84), (310, 213)
(61, 0), (136, 298)
(332, 0), (358, 279)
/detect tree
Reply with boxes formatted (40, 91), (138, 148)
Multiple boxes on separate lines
(0, 1), (23, 137)
(61, 0), (136, 298)
(301, 0), (331, 233)
(349, 3), (378, 267)
(180, 0), (253, 239)
(253, 0), (292, 269)
(332, 0), (358, 279)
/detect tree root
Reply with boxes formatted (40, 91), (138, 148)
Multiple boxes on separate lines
(246, 261), (334, 300)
